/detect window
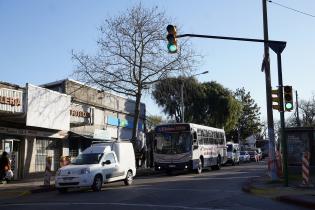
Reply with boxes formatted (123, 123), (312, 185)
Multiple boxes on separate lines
(105, 153), (116, 164)
(35, 139), (52, 172)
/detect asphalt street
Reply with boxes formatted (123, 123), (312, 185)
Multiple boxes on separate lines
(0, 161), (308, 210)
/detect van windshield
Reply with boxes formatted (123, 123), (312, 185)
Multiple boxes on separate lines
(72, 153), (104, 165)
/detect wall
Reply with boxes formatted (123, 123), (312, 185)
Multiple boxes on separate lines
(26, 84), (71, 131)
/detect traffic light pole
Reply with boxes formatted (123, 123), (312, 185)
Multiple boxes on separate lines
(269, 42), (288, 186)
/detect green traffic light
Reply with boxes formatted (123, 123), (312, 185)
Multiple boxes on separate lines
(167, 43), (177, 53)
(285, 103), (293, 110)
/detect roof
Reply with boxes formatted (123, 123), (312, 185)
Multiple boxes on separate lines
(41, 78), (145, 105)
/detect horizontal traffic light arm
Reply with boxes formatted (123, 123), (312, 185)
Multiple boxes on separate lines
(176, 33), (286, 48)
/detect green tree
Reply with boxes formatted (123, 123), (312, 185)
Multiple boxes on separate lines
(153, 78), (241, 131)
(227, 88), (262, 143)
(72, 4), (196, 148)
(194, 82), (242, 131)
(152, 76), (201, 122)
(146, 115), (163, 130)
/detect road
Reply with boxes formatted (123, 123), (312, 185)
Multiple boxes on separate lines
(0, 161), (307, 210)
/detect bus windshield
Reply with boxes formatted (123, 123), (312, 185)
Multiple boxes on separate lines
(155, 132), (192, 154)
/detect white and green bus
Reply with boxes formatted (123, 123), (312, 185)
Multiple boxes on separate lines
(154, 123), (227, 174)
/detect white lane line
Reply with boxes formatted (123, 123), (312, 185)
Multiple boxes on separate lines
(0, 202), (225, 210)
(163, 175), (260, 180)
(135, 187), (240, 193)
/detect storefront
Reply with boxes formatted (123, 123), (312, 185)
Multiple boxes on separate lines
(0, 83), (70, 179)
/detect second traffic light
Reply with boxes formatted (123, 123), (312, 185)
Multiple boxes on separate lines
(283, 86), (293, 111)
(272, 88), (282, 111)
(166, 25), (177, 53)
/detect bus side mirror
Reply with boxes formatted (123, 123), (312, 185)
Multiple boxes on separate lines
(193, 145), (198, 150)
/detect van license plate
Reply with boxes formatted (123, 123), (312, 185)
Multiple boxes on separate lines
(169, 164), (176, 168)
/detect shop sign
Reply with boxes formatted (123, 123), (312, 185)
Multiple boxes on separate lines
(70, 103), (94, 125)
(0, 88), (24, 113)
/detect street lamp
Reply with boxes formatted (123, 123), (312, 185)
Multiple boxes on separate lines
(181, 70), (209, 123)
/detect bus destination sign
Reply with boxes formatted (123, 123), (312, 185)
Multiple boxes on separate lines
(155, 124), (190, 133)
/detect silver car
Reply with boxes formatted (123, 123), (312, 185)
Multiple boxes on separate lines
(239, 151), (250, 162)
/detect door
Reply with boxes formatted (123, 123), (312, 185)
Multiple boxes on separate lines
(102, 153), (120, 182)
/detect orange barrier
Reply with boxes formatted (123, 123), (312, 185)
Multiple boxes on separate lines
(301, 152), (310, 186)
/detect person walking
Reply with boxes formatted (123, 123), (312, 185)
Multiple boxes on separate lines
(0, 151), (11, 182)
(44, 156), (52, 187)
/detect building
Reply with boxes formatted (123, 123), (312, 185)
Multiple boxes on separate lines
(42, 79), (146, 157)
(0, 79), (146, 179)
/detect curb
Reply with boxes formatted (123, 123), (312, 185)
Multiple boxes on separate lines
(30, 185), (56, 194)
(276, 195), (315, 210)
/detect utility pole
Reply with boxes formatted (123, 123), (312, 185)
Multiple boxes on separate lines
(181, 80), (184, 123)
(180, 71), (209, 123)
(296, 90), (301, 126)
(262, 0), (278, 181)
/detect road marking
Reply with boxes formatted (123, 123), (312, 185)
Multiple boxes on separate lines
(0, 202), (226, 210)
(135, 187), (240, 193)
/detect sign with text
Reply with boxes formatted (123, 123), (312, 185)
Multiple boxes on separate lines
(0, 88), (24, 113)
(70, 103), (94, 125)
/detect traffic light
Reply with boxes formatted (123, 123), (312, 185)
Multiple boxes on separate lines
(166, 25), (177, 53)
(283, 86), (293, 111)
(271, 88), (282, 111)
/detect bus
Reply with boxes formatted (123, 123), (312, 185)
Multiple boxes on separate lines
(153, 123), (227, 174)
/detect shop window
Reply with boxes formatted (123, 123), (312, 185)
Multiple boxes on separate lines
(35, 139), (61, 172)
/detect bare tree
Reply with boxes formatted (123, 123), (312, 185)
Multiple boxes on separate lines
(72, 4), (197, 150)
(299, 95), (315, 127)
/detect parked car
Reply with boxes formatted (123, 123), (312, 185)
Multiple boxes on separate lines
(239, 151), (250, 162)
(55, 141), (136, 193)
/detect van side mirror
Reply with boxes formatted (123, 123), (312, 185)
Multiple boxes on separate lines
(102, 160), (111, 166)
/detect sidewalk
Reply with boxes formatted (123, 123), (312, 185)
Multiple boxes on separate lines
(0, 167), (158, 201)
(242, 174), (315, 209)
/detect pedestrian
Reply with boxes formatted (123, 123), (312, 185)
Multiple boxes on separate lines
(255, 151), (259, 163)
(44, 156), (52, 187)
(0, 151), (11, 182)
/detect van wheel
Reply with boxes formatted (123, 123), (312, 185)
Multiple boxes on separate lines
(124, 170), (133, 186)
(196, 158), (203, 174)
(92, 175), (103, 192)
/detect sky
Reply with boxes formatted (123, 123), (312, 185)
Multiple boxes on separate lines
(1, 0), (315, 122)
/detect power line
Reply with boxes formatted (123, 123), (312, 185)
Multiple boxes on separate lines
(268, 0), (315, 18)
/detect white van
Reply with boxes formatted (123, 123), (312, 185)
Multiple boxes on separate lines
(55, 141), (136, 193)
(226, 142), (240, 165)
